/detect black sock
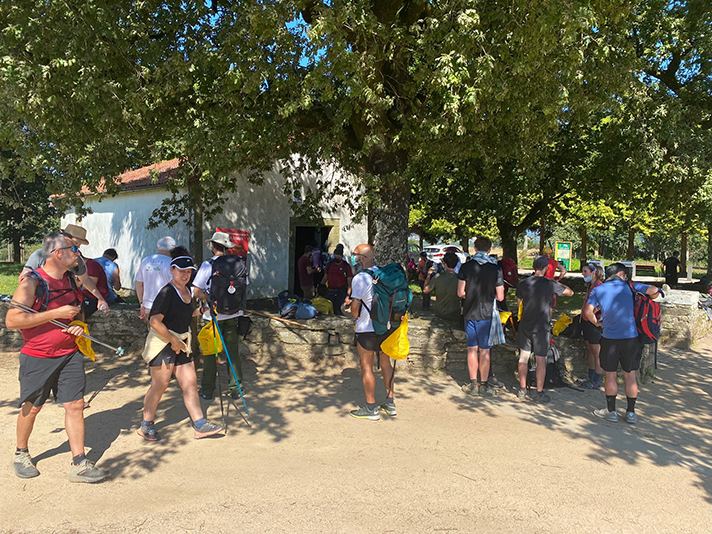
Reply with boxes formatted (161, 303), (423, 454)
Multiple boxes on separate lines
(365, 402), (377, 411)
(606, 395), (616, 412)
(627, 397), (637, 413)
(72, 453), (86, 466)
(15, 447), (28, 454)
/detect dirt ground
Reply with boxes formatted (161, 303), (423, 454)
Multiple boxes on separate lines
(1, 334), (711, 534)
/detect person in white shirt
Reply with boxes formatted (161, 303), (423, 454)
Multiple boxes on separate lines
(135, 236), (175, 320)
(348, 244), (396, 421)
(192, 232), (246, 400)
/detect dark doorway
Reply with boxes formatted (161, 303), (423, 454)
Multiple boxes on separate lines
(293, 225), (332, 297)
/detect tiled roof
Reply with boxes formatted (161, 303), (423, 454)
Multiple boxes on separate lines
(81, 158), (181, 195)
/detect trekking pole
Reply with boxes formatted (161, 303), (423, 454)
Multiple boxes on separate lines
(246, 309), (312, 328)
(211, 314), (227, 431)
(212, 316), (249, 415)
(2, 296), (125, 356)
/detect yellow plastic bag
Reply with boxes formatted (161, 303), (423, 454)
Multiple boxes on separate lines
(552, 313), (573, 336)
(381, 314), (410, 360)
(198, 321), (223, 356)
(69, 320), (95, 361)
(518, 300), (524, 321)
(499, 311), (512, 324)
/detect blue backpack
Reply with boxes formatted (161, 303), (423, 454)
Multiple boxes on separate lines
(361, 264), (413, 335)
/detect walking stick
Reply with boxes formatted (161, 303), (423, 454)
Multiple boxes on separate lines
(211, 314), (250, 415)
(211, 316), (226, 431)
(2, 296), (125, 355)
(245, 309), (312, 328)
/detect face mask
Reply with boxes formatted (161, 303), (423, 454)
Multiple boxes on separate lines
(583, 276), (592, 283)
(349, 255), (362, 273)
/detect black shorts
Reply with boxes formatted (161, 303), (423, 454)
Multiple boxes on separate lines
(18, 351), (85, 408)
(599, 337), (642, 373)
(149, 343), (195, 367)
(354, 331), (389, 352)
(582, 321), (602, 344)
(517, 329), (550, 357)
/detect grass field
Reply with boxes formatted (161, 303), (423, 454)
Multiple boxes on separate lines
(0, 263), (22, 296)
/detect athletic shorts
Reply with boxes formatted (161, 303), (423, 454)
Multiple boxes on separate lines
(517, 329), (550, 357)
(149, 343), (195, 368)
(465, 319), (492, 349)
(18, 351), (85, 408)
(582, 321), (602, 345)
(599, 337), (642, 373)
(354, 331), (389, 352)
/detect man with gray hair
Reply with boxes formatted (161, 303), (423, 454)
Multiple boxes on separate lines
(135, 236), (176, 320)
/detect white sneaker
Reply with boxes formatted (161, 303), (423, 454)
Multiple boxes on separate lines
(593, 408), (618, 422)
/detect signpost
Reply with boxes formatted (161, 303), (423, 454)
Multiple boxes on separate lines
(555, 241), (572, 270)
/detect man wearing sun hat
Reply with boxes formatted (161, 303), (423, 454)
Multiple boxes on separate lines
(192, 231), (248, 400)
(135, 236), (176, 321)
(20, 224), (108, 315)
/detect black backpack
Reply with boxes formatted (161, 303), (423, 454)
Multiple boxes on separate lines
(207, 255), (247, 315)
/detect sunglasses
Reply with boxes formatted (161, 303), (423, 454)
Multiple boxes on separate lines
(53, 245), (80, 253)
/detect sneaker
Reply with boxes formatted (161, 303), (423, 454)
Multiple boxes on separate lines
(69, 459), (107, 483)
(12, 450), (40, 479)
(534, 391), (551, 404)
(379, 402), (397, 417)
(137, 422), (160, 442)
(198, 389), (213, 401)
(461, 383), (478, 397)
(593, 408), (619, 423)
(478, 384), (494, 397)
(349, 406), (380, 421)
(516, 388), (528, 401)
(487, 376), (505, 389)
(193, 420), (224, 439)
(625, 411), (638, 424)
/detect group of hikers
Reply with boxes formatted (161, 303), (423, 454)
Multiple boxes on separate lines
(5, 227), (662, 483)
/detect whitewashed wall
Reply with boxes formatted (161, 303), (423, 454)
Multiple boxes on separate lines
(61, 165), (367, 299)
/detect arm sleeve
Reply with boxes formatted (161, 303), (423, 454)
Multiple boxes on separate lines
(192, 261), (212, 290)
(496, 266), (504, 287)
(149, 285), (170, 318)
(426, 274), (438, 291)
(345, 263), (353, 278)
(350, 273), (367, 300)
(457, 264), (467, 281)
(633, 282), (651, 294)
(553, 281), (567, 296)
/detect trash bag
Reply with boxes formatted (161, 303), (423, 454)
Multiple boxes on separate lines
(381, 314), (409, 360)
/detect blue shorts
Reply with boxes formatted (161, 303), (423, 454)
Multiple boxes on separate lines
(465, 319), (492, 349)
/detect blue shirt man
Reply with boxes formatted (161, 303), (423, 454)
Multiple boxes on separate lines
(587, 278), (651, 339)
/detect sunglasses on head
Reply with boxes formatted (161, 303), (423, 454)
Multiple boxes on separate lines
(53, 245), (80, 253)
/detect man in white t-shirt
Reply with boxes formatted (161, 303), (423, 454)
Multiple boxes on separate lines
(348, 244), (396, 421)
(135, 236), (175, 320)
(192, 232), (246, 400)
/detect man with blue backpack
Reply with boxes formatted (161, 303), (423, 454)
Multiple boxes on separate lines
(348, 244), (411, 421)
(584, 263), (661, 424)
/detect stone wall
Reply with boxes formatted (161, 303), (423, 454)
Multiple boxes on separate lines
(2, 290), (710, 386)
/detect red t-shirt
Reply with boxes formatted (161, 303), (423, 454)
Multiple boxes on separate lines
(21, 268), (83, 358)
(324, 260), (352, 289)
(297, 255), (312, 287)
(82, 258), (109, 300)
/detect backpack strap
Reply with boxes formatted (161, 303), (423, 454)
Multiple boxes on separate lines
(21, 269), (50, 311)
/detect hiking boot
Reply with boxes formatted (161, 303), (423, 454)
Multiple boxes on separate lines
(12, 450), (39, 479)
(198, 388), (213, 401)
(625, 411), (638, 425)
(379, 401), (397, 417)
(487, 376), (505, 389)
(593, 408), (619, 423)
(230, 385), (245, 399)
(516, 388), (528, 401)
(534, 391), (551, 404)
(461, 383), (478, 397)
(193, 420), (224, 439)
(478, 384), (494, 397)
(137, 421), (160, 442)
(349, 406), (380, 421)
(69, 459), (107, 483)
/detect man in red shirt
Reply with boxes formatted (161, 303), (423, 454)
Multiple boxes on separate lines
(5, 232), (107, 483)
(81, 257), (110, 316)
(321, 244), (352, 315)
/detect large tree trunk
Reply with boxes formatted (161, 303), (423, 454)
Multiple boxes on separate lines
(627, 227), (635, 260)
(680, 230), (688, 274)
(368, 178), (410, 266)
(12, 233), (21, 264)
(539, 219), (546, 254)
(707, 224), (712, 291)
(579, 227), (588, 267)
(457, 227), (469, 254)
(188, 181), (204, 263)
(497, 218), (519, 262)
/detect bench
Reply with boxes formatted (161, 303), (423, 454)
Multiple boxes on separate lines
(635, 264), (658, 277)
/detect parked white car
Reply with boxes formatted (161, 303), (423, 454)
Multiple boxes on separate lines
(422, 245), (469, 266)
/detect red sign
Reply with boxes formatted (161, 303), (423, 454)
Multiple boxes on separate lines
(216, 227), (249, 257)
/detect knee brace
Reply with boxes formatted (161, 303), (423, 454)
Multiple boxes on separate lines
(518, 350), (531, 364)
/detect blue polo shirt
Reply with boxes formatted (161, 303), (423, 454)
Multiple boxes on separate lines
(587, 278), (651, 340)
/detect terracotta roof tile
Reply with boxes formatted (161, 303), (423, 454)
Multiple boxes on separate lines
(80, 158), (181, 195)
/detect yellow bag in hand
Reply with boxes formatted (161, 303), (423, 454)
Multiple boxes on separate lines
(552, 313), (572, 336)
(198, 321), (223, 356)
(70, 320), (95, 361)
(381, 314), (410, 360)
